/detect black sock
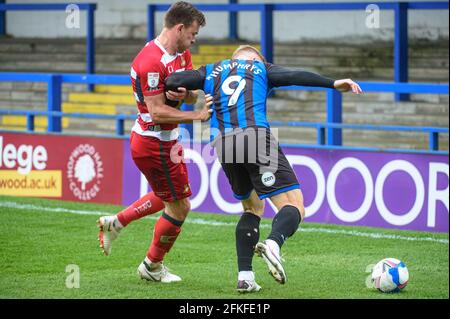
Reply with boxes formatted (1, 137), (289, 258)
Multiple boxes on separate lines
(236, 212), (261, 272)
(267, 205), (301, 248)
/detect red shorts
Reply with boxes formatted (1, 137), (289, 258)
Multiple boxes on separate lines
(130, 132), (192, 202)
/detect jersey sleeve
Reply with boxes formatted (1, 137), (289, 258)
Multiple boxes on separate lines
(265, 62), (335, 89)
(165, 66), (206, 91)
(138, 61), (166, 97)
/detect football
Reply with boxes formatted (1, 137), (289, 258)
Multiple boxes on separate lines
(371, 258), (409, 293)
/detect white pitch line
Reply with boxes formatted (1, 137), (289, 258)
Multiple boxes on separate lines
(0, 201), (448, 244)
(0, 201), (106, 216)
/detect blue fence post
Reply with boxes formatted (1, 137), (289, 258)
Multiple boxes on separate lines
(86, 4), (96, 92)
(147, 4), (156, 42)
(180, 103), (194, 140)
(229, 0), (238, 40)
(26, 114), (35, 132)
(47, 75), (62, 133)
(260, 4), (274, 63)
(0, 0), (5, 36)
(429, 131), (439, 151)
(326, 89), (342, 146)
(394, 2), (409, 101)
(317, 125), (326, 145)
(116, 117), (125, 136)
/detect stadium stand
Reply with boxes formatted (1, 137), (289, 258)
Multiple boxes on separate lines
(0, 36), (448, 150)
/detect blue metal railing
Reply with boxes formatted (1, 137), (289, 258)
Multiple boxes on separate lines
(0, 3), (97, 90)
(148, 1), (449, 102)
(0, 108), (447, 154)
(269, 120), (448, 153)
(0, 109), (135, 137)
(0, 72), (448, 153)
(275, 82), (449, 147)
(0, 0), (4, 36)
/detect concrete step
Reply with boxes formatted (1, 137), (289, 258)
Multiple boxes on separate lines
(294, 66), (449, 82)
(1, 115), (70, 128)
(1, 90), (47, 102)
(274, 90), (449, 104)
(271, 111), (448, 126)
(61, 102), (117, 115)
(1, 38), (448, 81)
(3, 60), (447, 82)
(274, 56), (449, 69)
(191, 54), (231, 66)
(0, 52), (132, 63)
(273, 126), (449, 151)
(3, 38), (447, 59)
(94, 85), (132, 94)
(0, 61), (133, 74)
(3, 53), (447, 72)
(0, 100), (46, 110)
(67, 92), (134, 105)
(275, 42), (449, 58)
(267, 98), (449, 116)
(0, 82), (86, 93)
(0, 38), (143, 54)
(198, 44), (260, 55)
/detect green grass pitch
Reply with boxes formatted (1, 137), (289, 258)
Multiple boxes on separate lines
(0, 195), (448, 299)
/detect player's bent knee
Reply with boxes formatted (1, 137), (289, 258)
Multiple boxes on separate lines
(286, 189), (305, 220)
(297, 204), (306, 220)
(179, 199), (191, 216)
(281, 203), (304, 221)
(242, 199), (265, 217)
(165, 198), (191, 221)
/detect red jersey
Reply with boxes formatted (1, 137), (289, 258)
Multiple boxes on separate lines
(130, 39), (193, 141)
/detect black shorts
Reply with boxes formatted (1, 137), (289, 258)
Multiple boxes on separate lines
(214, 127), (299, 200)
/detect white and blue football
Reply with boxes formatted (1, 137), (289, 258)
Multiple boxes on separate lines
(371, 258), (409, 293)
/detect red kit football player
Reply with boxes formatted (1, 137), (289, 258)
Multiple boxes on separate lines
(97, 2), (212, 283)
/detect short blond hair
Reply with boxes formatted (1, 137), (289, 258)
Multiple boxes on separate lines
(232, 45), (266, 62)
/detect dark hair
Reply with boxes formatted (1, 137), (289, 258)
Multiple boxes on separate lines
(164, 1), (206, 28)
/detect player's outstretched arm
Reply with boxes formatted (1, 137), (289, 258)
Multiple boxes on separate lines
(267, 64), (362, 94)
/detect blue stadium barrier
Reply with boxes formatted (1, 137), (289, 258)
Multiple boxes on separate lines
(0, 0), (4, 36)
(0, 3), (97, 90)
(0, 72), (448, 153)
(147, 1), (449, 102)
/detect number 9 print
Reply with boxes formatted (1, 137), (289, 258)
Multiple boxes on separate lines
(222, 76), (246, 106)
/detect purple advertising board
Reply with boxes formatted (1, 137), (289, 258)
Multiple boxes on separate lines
(122, 141), (449, 233)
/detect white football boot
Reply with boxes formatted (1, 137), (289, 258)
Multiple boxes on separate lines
(237, 280), (262, 293)
(236, 271), (261, 293)
(137, 258), (182, 283)
(97, 216), (122, 256)
(255, 240), (287, 284)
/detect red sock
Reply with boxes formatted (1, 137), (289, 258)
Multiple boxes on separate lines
(147, 213), (183, 263)
(117, 192), (164, 227)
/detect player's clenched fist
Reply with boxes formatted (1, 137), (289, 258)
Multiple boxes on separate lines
(333, 79), (363, 94)
(197, 94), (214, 122)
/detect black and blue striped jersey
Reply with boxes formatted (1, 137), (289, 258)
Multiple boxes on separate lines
(202, 59), (270, 140)
(165, 59), (335, 141)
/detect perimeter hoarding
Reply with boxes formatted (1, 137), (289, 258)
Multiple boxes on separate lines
(0, 132), (123, 205)
(1, 132), (447, 233)
(123, 141), (449, 233)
